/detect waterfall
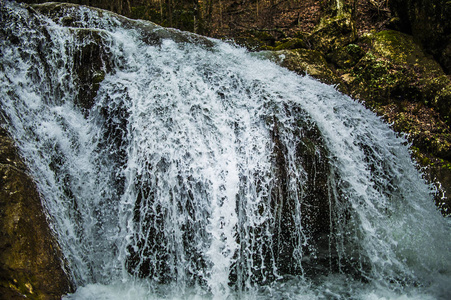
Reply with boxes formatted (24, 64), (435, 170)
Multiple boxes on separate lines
(1, 1), (450, 299)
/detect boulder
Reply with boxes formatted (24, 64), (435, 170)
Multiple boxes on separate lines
(348, 30), (449, 106)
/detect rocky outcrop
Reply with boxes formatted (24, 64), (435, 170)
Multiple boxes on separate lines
(0, 128), (73, 299)
(259, 48), (345, 89)
(389, 0), (451, 74)
(269, 27), (451, 215)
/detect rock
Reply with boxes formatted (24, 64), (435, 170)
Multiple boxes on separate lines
(265, 37), (308, 51)
(30, 2), (215, 114)
(310, 13), (357, 54)
(336, 29), (451, 215)
(327, 43), (364, 69)
(349, 30), (450, 110)
(0, 128), (73, 299)
(433, 83), (451, 125)
(259, 48), (344, 89)
(389, 0), (451, 73)
(71, 28), (111, 112)
(266, 114), (336, 279)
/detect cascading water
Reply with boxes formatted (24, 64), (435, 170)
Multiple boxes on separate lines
(1, 1), (450, 299)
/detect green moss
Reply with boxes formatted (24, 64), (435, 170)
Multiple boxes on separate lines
(328, 43), (364, 68)
(266, 48), (342, 86)
(269, 38), (307, 51)
(373, 30), (444, 76)
(347, 30), (451, 111)
(310, 14), (356, 53)
(350, 51), (404, 105)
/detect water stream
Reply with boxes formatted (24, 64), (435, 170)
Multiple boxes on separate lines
(1, 1), (450, 299)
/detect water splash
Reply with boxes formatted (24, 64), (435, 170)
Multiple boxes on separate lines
(1, 1), (450, 299)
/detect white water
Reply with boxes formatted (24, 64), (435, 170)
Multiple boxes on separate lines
(1, 1), (450, 299)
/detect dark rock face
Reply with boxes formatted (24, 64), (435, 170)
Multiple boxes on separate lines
(267, 112), (338, 278)
(389, 0), (451, 74)
(72, 29), (110, 112)
(0, 128), (73, 299)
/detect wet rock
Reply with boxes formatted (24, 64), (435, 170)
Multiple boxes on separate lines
(0, 128), (73, 299)
(72, 28), (111, 112)
(260, 49), (344, 89)
(31, 2), (215, 114)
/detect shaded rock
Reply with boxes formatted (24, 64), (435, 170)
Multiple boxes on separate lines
(266, 113), (335, 278)
(328, 43), (364, 69)
(389, 0), (451, 73)
(265, 37), (308, 51)
(0, 128), (73, 299)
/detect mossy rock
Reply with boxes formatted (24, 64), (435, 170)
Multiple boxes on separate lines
(350, 50), (407, 104)
(379, 101), (451, 216)
(260, 49), (344, 89)
(410, 147), (451, 216)
(265, 38), (307, 51)
(327, 43), (364, 69)
(373, 30), (444, 73)
(309, 14), (356, 54)
(389, 0), (451, 73)
(433, 83), (451, 124)
(231, 36), (271, 51)
(348, 30), (451, 109)
(336, 29), (451, 215)
(230, 30), (278, 51)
